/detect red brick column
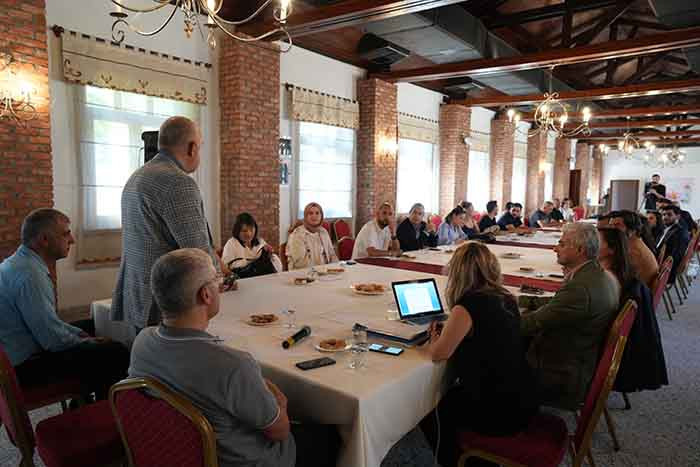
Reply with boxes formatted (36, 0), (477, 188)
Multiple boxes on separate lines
(439, 104), (471, 216)
(219, 38), (280, 247)
(356, 78), (397, 229)
(0, 0), (52, 260)
(526, 132), (547, 216)
(489, 116), (515, 207)
(553, 138), (571, 201)
(575, 142), (591, 208)
(591, 147), (604, 205)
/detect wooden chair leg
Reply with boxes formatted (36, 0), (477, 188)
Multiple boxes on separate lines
(622, 392), (631, 410)
(662, 292), (673, 320)
(665, 289), (677, 314)
(603, 407), (621, 452)
(678, 276), (688, 298)
(674, 283), (684, 305)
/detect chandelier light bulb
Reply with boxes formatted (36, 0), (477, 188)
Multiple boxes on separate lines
(280, 0), (292, 22)
(644, 141), (651, 148)
(207, 30), (217, 49)
(581, 106), (591, 123)
(618, 140), (625, 151)
(559, 114), (568, 127)
(514, 114), (521, 125)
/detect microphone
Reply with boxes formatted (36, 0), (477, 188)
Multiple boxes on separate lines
(282, 325), (311, 349)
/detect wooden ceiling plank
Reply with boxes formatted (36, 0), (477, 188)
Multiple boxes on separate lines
(484, 0), (620, 29)
(569, 0), (634, 48)
(371, 26), (700, 83)
(456, 79), (700, 107)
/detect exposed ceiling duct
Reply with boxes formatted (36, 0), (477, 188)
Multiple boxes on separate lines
(362, 5), (575, 97)
(649, 0), (700, 74)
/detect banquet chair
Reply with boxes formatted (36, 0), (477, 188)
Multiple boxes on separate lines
(110, 377), (218, 467)
(279, 243), (288, 271)
(0, 349), (123, 467)
(321, 220), (332, 235)
(676, 230), (700, 298)
(338, 236), (355, 261)
(656, 243), (666, 266)
(573, 206), (585, 221)
(333, 219), (352, 241)
(457, 300), (637, 467)
(652, 257), (674, 320)
(473, 212), (482, 222)
(429, 215), (442, 231)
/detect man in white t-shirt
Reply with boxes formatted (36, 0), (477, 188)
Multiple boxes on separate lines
(352, 202), (401, 259)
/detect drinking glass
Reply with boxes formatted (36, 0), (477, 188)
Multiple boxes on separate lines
(349, 328), (368, 369)
(282, 309), (296, 329)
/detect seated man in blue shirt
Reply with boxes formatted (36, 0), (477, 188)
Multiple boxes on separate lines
(130, 248), (340, 467)
(498, 203), (524, 231)
(0, 208), (129, 399)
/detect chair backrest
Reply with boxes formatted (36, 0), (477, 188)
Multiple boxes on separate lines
(652, 257), (673, 312)
(333, 219), (352, 240)
(429, 215), (442, 231)
(110, 377), (218, 467)
(573, 206), (585, 221)
(679, 229), (700, 273)
(472, 212), (482, 222)
(573, 300), (637, 461)
(656, 243), (667, 265)
(523, 217), (530, 227)
(337, 236), (355, 261)
(279, 243), (288, 272)
(287, 220), (303, 235)
(321, 221), (331, 235)
(0, 346), (35, 454)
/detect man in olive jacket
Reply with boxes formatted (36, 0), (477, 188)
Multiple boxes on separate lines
(522, 223), (619, 410)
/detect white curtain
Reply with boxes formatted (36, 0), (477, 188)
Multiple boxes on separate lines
(289, 85), (359, 130)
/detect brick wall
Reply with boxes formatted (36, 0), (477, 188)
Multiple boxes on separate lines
(591, 147), (604, 205)
(575, 142), (591, 208)
(553, 138), (571, 201)
(489, 116), (515, 207)
(356, 78), (397, 229)
(219, 37), (280, 247)
(525, 132), (547, 216)
(439, 104), (470, 216)
(0, 0), (51, 260)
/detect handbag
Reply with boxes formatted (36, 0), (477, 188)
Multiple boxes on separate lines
(228, 248), (277, 278)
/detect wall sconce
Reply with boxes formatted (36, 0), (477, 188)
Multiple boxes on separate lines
(462, 134), (472, 146)
(0, 53), (37, 126)
(379, 131), (398, 156)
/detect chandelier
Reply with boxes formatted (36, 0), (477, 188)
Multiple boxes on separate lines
(505, 68), (592, 138)
(109, 0), (293, 50)
(616, 131), (641, 158)
(658, 145), (686, 167)
(0, 53), (36, 126)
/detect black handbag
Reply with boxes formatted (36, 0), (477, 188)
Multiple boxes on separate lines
(228, 248), (277, 278)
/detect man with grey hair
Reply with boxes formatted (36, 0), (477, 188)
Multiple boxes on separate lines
(0, 209), (128, 398)
(112, 116), (222, 339)
(521, 222), (619, 409)
(129, 248), (339, 467)
(529, 201), (555, 228)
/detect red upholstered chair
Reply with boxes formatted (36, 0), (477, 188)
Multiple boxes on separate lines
(472, 212), (482, 222)
(523, 217), (530, 227)
(429, 215), (442, 231)
(457, 300), (637, 467)
(573, 206), (585, 221)
(338, 236), (355, 261)
(279, 243), (288, 272)
(652, 257), (674, 320)
(110, 377), (218, 467)
(321, 221), (332, 235)
(333, 219), (352, 240)
(0, 349), (123, 467)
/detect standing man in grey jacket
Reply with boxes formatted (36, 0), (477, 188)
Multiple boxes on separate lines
(111, 116), (218, 340)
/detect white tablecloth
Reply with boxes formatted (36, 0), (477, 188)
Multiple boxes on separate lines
(496, 230), (562, 247)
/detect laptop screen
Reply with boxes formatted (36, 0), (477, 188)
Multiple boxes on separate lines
(392, 279), (444, 319)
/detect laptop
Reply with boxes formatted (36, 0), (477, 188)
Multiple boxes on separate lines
(391, 278), (447, 326)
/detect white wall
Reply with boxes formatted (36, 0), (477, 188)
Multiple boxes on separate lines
(602, 148), (700, 216)
(470, 106), (495, 134)
(46, 0), (219, 309)
(397, 83), (443, 121)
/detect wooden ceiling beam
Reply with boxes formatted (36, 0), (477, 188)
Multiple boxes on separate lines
(239, 0), (468, 38)
(569, 1), (634, 48)
(615, 18), (672, 31)
(522, 104), (700, 121)
(371, 26), (700, 83)
(579, 137), (700, 146)
(456, 79), (700, 107)
(569, 118), (700, 129)
(484, 0), (620, 29)
(581, 130), (700, 139)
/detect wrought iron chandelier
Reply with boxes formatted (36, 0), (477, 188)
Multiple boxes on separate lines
(616, 131), (641, 158)
(658, 145), (686, 167)
(506, 67), (592, 138)
(109, 0), (293, 50)
(0, 53), (36, 126)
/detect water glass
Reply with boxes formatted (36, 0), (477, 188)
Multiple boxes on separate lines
(349, 328), (368, 370)
(282, 309), (296, 329)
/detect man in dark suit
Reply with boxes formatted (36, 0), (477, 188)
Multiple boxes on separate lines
(522, 223), (619, 409)
(498, 203), (523, 231)
(644, 174), (666, 211)
(658, 205), (690, 283)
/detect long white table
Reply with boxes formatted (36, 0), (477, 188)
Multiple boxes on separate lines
(92, 261), (553, 467)
(496, 230), (562, 248)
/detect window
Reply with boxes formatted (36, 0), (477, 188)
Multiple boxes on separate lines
(78, 86), (199, 231)
(467, 150), (490, 213)
(297, 122), (355, 219)
(396, 139), (437, 214)
(511, 157), (527, 208)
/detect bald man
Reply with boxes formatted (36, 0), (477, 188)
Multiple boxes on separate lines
(111, 116), (219, 340)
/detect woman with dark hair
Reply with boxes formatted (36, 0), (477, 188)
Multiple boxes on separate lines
(222, 213), (282, 273)
(597, 227), (634, 295)
(438, 206), (468, 245)
(421, 242), (539, 466)
(646, 211), (664, 246)
(459, 201), (481, 238)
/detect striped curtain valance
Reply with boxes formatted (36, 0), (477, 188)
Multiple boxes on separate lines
(470, 130), (490, 153)
(288, 84), (359, 129)
(59, 29), (210, 104)
(398, 112), (439, 144)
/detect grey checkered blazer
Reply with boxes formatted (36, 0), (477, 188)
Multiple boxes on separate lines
(110, 152), (217, 329)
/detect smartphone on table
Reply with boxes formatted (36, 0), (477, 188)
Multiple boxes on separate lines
(368, 343), (404, 356)
(296, 357), (336, 371)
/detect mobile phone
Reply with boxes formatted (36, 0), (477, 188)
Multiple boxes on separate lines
(548, 273), (565, 279)
(345, 260), (356, 265)
(429, 247), (441, 251)
(368, 343), (404, 356)
(295, 357), (336, 371)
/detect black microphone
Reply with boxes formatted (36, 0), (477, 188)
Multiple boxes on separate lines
(282, 326), (311, 349)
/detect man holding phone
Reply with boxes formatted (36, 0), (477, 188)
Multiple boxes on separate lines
(644, 174), (666, 211)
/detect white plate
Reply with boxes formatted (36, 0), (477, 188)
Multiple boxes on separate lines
(400, 253), (417, 259)
(315, 340), (352, 352)
(500, 253), (523, 259)
(350, 284), (387, 295)
(290, 276), (316, 286)
(244, 315), (280, 327)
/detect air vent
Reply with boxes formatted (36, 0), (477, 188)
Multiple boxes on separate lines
(357, 33), (409, 70)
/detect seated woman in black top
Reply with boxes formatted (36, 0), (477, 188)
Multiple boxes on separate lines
(421, 242), (539, 466)
(459, 201), (481, 238)
(396, 203), (438, 251)
(478, 200), (500, 233)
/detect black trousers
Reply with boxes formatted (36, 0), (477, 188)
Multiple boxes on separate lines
(291, 422), (341, 467)
(14, 319), (130, 400)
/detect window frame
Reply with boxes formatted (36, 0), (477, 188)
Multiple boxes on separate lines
(396, 137), (439, 215)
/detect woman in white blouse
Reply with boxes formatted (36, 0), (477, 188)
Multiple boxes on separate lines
(560, 198), (575, 222)
(287, 202), (338, 270)
(222, 213), (283, 273)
